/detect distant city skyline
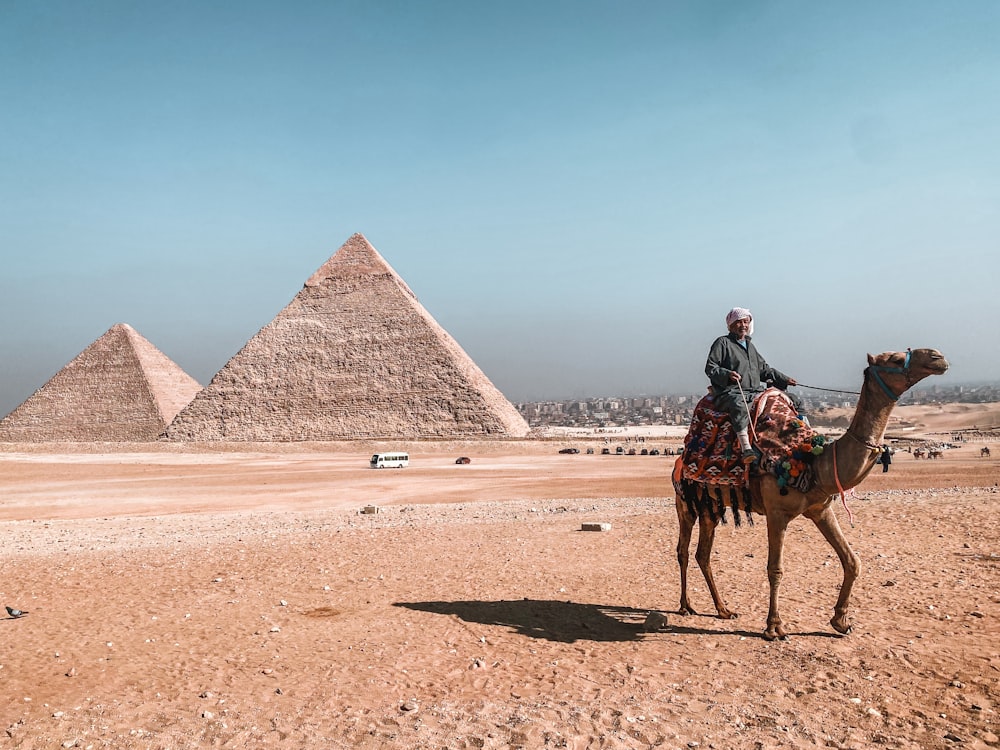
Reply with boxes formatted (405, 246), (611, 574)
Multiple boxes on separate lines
(3, 2), (998, 417)
(514, 379), (999, 403)
(517, 382), (1000, 434)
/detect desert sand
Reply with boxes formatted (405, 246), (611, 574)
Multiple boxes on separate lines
(1, 415), (998, 749)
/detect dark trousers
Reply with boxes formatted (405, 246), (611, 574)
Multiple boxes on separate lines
(713, 386), (755, 433)
(714, 385), (804, 434)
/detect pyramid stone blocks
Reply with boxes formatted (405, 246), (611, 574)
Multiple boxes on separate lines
(0, 324), (202, 442)
(166, 233), (529, 440)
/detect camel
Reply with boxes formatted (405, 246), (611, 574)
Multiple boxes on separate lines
(674, 348), (949, 640)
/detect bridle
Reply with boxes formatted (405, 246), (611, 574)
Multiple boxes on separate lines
(843, 347), (915, 454)
(866, 348), (913, 402)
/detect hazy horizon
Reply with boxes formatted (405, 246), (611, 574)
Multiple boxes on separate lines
(3, 2), (998, 417)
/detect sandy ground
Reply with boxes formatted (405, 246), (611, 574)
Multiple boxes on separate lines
(1, 427), (999, 749)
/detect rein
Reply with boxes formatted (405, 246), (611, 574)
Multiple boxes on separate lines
(795, 384), (861, 396)
(798, 348), (915, 399)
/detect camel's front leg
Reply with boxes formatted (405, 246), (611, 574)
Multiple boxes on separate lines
(809, 505), (860, 635)
(764, 512), (791, 640)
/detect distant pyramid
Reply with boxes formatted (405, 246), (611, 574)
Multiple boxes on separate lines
(0, 323), (202, 442)
(167, 233), (529, 440)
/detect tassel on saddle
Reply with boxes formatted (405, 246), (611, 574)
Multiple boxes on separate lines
(679, 479), (754, 527)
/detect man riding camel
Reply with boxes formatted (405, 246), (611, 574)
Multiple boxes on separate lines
(706, 307), (798, 465)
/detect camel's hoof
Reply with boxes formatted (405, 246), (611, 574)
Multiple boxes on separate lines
(831, 617), (853, 635)
(678, 605), (695, 617)
(717, 610), (739, 620)
(763, 625), (788, 641)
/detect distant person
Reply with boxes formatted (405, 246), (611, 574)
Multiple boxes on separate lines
(706, 307), (797, 465)
(880, 445), (892, 472)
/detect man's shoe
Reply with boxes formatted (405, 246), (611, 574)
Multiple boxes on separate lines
(741, 449), (756, 466)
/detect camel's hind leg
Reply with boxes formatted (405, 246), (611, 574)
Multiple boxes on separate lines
(675, 497), (697, 615)
(808, 505), (860, 635)
(675, 498), (737, 619)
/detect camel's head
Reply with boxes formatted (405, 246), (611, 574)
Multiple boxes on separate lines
(865, 348), (949, 401)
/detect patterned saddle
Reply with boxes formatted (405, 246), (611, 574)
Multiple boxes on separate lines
(673, 388), (828, 525)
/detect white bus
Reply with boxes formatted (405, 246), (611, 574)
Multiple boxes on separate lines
(370, 452), (409, 469)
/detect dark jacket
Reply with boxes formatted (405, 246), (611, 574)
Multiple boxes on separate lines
(705, 333), (792, 396)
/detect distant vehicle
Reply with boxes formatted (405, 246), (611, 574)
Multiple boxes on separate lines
(455, 456), (471, 464)
(640, 448), (649, 455)
(601, 448), (611, 455)
(616, 446), (625, 455)
(649, 448), (660, 456)
(370, 452), (409, 469)
(585, 448), (595, 454)
(558, 448), (580, 454)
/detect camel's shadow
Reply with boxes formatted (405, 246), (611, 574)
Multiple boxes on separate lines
(394, 599), (838, 642)
(394, 599), (647, 642)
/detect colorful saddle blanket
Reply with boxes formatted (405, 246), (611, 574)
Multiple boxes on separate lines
(678, 388), (827, 492)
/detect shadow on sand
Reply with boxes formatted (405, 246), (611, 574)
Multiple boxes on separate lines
(394, 598), (649, 642)
(395, 599), (840, 642)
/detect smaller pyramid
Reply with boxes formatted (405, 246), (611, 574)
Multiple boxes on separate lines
(0, 324), (202, 442)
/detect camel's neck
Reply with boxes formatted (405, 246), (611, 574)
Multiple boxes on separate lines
(845, 376), (896, 449)
(817, 376), (896, 492)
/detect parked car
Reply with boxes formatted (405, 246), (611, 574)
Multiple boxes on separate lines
(601, 448), (611, 455)
(558, 448), (580, 454)
(455, 456), (471, 464)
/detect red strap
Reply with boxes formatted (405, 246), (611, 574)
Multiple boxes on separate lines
(831, 441), (855, 527)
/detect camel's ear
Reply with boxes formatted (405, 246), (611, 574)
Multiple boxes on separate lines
(867, 353), (876, 366)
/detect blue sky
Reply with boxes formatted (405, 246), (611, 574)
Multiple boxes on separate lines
(2, 1), (997, 416)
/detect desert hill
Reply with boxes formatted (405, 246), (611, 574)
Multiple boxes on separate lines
(811, 401), (1000, 436)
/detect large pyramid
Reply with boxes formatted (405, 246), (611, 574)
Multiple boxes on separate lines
(0, 323), (203, 442)
(166, 233), (529, 440)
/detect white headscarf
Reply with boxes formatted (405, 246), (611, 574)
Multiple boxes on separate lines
(726, 307), (754, 335)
